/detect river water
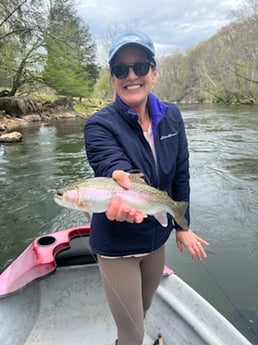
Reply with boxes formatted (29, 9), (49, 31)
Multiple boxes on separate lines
(0, 104), (257, 344)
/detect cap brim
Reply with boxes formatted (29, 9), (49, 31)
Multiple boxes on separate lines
(109, 43), (155, 63)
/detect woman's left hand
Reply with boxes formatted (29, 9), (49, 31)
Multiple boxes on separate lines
(176, 229), (209, 260)
(105, 170), (145, 224)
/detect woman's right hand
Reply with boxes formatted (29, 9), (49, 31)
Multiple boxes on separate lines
(105, 170), (145, 224)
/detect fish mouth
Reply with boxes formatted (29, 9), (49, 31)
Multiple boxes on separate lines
(53, 190), (64, 204)
(55, 190), (64, 197)
(53, 190), (67, 207)
(53, 192), (64, 204)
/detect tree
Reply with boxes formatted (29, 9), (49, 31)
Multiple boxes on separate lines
(155, 2), (258, 105)
(93, 67), (113, 99)
(227, 0), (258, 87)
(154, 52), (187, 102)
(43, 0), (98, 98)
(0, 0), (49, 95)
(0, 0), (98, 97)
(0, 0), (33, 41)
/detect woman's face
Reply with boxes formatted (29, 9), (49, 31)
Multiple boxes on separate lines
(110, 46), (158, 111)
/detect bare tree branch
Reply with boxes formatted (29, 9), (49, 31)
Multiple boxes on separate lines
(0, 0), (28, 28)
(220, 62), (258, 84)
(0, 27), (31, 41)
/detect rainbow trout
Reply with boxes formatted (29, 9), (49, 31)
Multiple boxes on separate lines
(54, 177), (188, 229)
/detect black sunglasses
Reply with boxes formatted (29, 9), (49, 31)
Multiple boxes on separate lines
(111, 62), (155, 79)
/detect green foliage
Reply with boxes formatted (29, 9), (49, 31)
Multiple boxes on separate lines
(73, 97), (110, 114)
(0, 0), (46, 94)
(0, 0), (98, 97)
(155, 0), (258, 104)
(93, 67), (113, 99)
(43, 0), (98, 98)
(43, 39), (91, 97)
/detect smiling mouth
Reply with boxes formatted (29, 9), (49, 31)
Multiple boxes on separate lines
(125, 84), (142, 90)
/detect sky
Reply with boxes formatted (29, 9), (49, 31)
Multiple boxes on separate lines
(76, 0), (240, 63)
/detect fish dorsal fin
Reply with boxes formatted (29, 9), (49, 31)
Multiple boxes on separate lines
(154, 212), (168, 227)
(128, 173), (146, 184)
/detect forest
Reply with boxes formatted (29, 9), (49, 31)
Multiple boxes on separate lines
(0, 0), (98, 99)
(0, 0), (258, 105)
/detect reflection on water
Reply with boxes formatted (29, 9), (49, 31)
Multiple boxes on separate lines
(0, 106), (258, 343)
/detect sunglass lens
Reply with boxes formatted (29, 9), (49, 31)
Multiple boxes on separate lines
(112, 65), (129, 79)
(112, 62), (151, 79)
(134, 62), (150, 76)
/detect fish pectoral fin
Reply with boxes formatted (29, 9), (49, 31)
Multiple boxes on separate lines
(84, 212), (92, 223)
(153, 212), (168, 227)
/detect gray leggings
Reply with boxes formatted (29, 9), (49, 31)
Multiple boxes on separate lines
(97, 245), (165, 345)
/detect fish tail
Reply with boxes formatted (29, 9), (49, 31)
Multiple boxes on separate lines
(170, 200), (189, 229)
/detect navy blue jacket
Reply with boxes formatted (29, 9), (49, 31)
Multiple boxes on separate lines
(84, 93), (190, 256)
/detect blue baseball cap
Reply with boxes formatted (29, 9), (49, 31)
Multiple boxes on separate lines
(108, 29), (156, 64)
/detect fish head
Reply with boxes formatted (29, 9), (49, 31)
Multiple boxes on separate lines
(54, 187), (92, 211)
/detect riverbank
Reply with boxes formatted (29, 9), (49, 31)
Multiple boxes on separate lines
(0, 110), (85, 143)
(1, 96), (256, 143)
(0, 96), (105, 143)
(0, 111), (82, 142)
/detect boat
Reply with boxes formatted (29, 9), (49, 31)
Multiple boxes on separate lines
(0, 225), (252, 345)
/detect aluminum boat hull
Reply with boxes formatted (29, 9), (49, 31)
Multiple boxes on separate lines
(0, 226), (252, 345)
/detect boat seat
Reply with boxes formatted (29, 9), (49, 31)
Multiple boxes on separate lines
(55, 235), (97, 267)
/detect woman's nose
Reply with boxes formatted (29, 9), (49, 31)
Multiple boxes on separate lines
(126, 66), (137, 79)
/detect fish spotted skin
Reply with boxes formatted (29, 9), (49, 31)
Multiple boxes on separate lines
(54, 176), (188, 229)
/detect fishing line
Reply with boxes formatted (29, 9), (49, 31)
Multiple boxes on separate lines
(199, 260), (258, 341)
(77, 227), (144, 341)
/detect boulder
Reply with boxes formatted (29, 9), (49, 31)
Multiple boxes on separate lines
(22, 114), (41, 122)
(0, 124), (7, 132)
(0, 116), (28, 132)
(0, 131), (22, 143)
(0, 97), (40, 116)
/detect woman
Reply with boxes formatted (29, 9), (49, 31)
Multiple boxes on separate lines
(84, 29), (208, 345)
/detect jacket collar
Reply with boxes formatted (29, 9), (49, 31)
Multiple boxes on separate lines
(115, 93), (168, 137)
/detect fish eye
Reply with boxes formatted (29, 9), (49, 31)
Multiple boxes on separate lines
(56, 190), (63, 196)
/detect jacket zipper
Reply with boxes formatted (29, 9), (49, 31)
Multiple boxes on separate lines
(138, 127), (160, 188)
